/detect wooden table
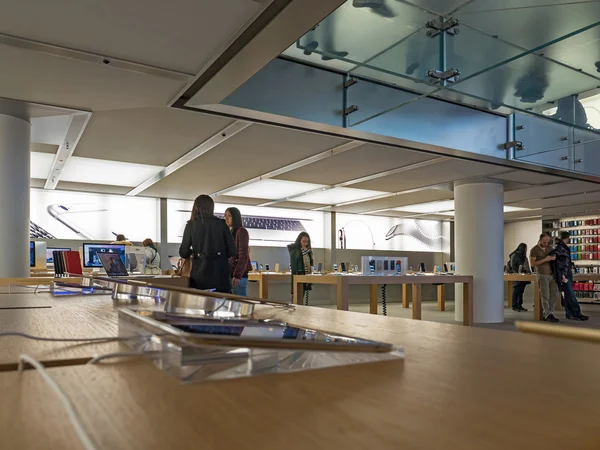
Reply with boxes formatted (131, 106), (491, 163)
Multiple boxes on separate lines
(504, 274), (542, 320)
(0, 277), (82, 288)
(248, 272), (291, 299)
(2, 302), (600, 449)
(293, 274), (474, 326)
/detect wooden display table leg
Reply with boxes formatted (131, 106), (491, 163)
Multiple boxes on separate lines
(336, 277), (349, 311)
(463, 280), (473, 326)
(437, 284), (446, 311)
(369, 284), (378, 314)
(402, 284), (410, 308)
(412, 284), (422, 320)
(258, 277), (268, 300)
(293, 280), (304, 305)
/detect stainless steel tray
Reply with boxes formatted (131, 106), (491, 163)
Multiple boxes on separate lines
(163, 290), (254, 318)
(112, 282), (168, 303)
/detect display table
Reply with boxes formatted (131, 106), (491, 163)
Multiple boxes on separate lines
(247, 272), (291, 299)
(2, 295), (600, 449)
(293, 274), (474, 325)
(504, 274), (542, 320)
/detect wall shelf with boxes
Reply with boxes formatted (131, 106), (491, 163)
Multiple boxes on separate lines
(543, 218), (600, 265)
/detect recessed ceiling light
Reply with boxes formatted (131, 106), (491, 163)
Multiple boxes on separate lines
(293, 187), (389, 205)
(226, 179), (327, 200)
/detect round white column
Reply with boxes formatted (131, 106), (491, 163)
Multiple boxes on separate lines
(0, 114), (31, 277)
(454, 182), (504, 323)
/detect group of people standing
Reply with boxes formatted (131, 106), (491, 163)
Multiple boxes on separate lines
(508, 232), (589, 322)
(179, 195), (314, 296)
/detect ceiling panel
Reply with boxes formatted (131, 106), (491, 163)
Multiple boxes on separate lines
(350, 159), (505, 192)
(56, 181), (131, 196)
(0, 45), (185, 111)
(275, 143), (435, 185)
(30, 143), (58, 154)
(0, 0), (263, 74)
(212, 196), (270, 207)
(490, 170), (566, 185)
(332, 189), (455, 214)
(274, 201), (327, 210)
(75, 108), (234, 165)
(504, 180), (600, 203)
(511, 190), (600, 210)
(141, 125), (349, 199)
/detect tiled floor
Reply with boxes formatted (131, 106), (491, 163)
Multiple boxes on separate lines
(321, 300), (600, 332)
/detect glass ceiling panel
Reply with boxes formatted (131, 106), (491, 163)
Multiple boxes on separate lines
(540, 25), (600, 79)
(456, 2), (600, 54)
(400, 0), (473, 15)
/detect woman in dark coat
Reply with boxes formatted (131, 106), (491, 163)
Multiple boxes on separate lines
(179, 195), (236, 293)
(508, 242), (531, 312)
(288, 232), (313, 303)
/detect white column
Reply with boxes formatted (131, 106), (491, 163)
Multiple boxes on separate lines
(455, 182), (504, 323)
(0, 114), (31, 277)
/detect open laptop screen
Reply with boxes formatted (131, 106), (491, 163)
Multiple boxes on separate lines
(98, 252), (129, 277)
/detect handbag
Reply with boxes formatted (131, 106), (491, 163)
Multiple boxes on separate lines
(174, 258), (192, 278)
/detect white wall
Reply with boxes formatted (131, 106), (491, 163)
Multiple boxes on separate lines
(504, 220), (543, 262)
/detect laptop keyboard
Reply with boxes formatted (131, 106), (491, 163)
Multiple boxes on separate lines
(30, 221), (56, 239)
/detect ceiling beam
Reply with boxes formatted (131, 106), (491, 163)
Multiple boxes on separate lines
(44, 112), (92, 190)
(127, 120), (252, 196)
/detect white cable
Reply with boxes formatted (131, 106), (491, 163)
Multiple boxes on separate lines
(0, 331), (148, 343)
(86, 350), (162, 365)
(18, 354), (97, 450)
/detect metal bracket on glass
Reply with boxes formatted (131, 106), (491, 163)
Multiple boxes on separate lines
(425, 18), (459, 38)
(344, 105), (359, 115)
(504, 140), (524, 151)
(344, 77), (358, 88)
(561, 156), (570, 161)
(426, 68), (460, 84)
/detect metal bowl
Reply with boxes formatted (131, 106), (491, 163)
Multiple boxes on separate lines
(163, 290), (254, 319)
(112, 282), (168, 303)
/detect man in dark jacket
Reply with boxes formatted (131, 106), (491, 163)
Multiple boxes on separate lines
(549, 231), (589, 321)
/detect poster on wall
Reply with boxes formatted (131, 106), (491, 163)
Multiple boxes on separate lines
(336, 213), (450, 253)
(30, 189), (159, 241)
(168, 200), (326, 248)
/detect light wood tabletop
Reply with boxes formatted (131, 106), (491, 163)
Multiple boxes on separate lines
(2, 303), (600, 449)
(247, 272), (291, 299)
(293, 274), (474, 325)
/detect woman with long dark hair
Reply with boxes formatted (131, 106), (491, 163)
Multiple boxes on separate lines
(224, 207), (252, 296)
(508, 242), (531, 312)
(288, 232), (313, 303)
(179, 195), (236, 292)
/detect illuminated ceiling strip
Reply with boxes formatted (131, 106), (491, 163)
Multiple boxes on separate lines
(264, 156), (450, 207)
(127, 120), (252, 196)
(211, 140), (364, 198)
(44, 112), (92, 190)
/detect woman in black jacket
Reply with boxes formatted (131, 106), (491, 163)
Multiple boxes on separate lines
(288, 232), (313, 303)
(508, 243), (531, 312)
(179, 195), (236, 293)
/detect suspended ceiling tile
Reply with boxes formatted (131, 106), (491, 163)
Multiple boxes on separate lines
(273, 201), (327, 210)
(511, 190), (600, 210)
(75, 108), (234, 166)
(490, 170), (567, 185)
(212, 196), (270, 207)
(30, 143), (58, 154)
(141, 124), (349, 198)
(55, 181), (131, 195)
(0, 0), (263, 74)
(350, 158), (505, 192)
(275, 143), (436, 185)
(0, 45), (185, 111)
(504, 180), (600, 203)
(332, 189), (455, 214)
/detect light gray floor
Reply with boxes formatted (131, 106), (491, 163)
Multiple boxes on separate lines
(321, 300), (600, 332)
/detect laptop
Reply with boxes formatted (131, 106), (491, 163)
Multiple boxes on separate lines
(98, 252), (151, 279)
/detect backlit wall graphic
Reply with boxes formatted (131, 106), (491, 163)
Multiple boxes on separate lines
(30, 189), (159, 241)
(336, 213), (449, 253)
(168, 200), (326, 248)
